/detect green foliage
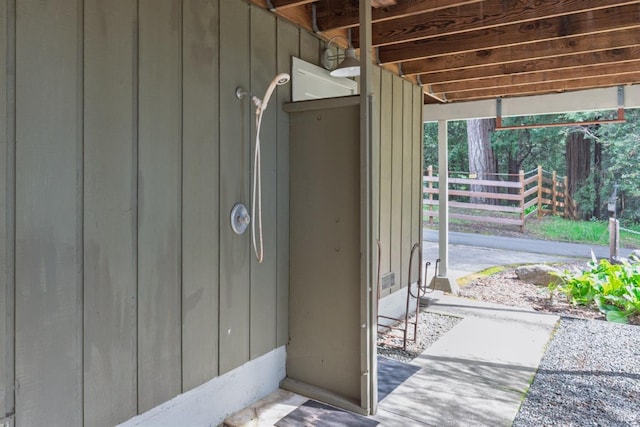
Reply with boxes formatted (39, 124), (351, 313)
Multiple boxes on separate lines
(572, 174), (597, 219)
(423, 121), (469, 172)
(526, 216), (640, 248)
(597, 109), (640, 222)
(551, 259), (640, 324)
(424, 108), (640, 223)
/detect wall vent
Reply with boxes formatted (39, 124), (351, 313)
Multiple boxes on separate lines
(380, 272), (395, 291)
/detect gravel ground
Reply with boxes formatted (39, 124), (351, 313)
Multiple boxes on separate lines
(513, 317), (640, 426)
(377, 309), (461, 363)
(379, 262), (640, 425)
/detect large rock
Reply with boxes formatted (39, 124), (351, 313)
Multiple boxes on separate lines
(629, 249), (640, 263)
(515, 264), (562, 286)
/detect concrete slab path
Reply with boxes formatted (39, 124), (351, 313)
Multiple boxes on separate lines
(375, 292), (559, 426)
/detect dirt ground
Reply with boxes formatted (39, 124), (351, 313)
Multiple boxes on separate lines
(427, 220), (640, 326)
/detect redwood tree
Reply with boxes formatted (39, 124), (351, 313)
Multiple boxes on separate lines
(467, 118), (496, 203)
(565, 129), (592, 218)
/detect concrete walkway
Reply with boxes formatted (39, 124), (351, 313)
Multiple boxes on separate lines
(374, 292), (558, 426)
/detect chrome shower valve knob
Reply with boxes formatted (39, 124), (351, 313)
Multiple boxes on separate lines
(230, 203), (250, 235)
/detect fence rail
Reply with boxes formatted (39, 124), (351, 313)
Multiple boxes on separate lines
(424, 165), (575, 231)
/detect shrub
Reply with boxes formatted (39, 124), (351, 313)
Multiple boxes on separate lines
(550, 258), (640, 324)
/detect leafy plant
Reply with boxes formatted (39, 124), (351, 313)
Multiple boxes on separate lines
(550, 258), (640, 324)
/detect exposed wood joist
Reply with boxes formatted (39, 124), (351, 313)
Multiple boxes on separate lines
(402, 27), (640, 75)
(442, 73), (640, 102)
(268, 0), (316, 9)
(377, 4), (640, 63)
(430, 60), (640, 94)
(351, 0), (639, 47)
(418, 47), (640, 85)
(314, 0), (483, 31)
(252, 0), (640, 104)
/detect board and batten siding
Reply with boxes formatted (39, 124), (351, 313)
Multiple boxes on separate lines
(375, 68), (424, 297)
(1, 1), (300, 426)
(0, 0), (13, 422)
(0, 0), (424, 425)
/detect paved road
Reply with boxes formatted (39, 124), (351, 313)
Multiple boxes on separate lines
(421, 229), (634, 284)
(423, 229), (633, 258)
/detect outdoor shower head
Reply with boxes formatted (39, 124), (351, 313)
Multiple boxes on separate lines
(258, 73), (290, 113)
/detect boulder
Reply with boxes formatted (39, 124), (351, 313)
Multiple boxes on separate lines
(629, 250), (640, 263)
(515, 264), (562, 286)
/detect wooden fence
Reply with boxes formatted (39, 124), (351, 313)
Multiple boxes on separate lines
(424, 165), (575, 231)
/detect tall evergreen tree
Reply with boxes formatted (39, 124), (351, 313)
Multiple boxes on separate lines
(467, 118), (495, 203)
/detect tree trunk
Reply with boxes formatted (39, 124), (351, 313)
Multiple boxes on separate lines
(566, 130), (591, 218)
(467, 118), (496, 203)
(593, 137), (602, 218)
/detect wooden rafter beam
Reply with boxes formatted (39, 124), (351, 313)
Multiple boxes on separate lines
(418, 47), (640, 85)
(439, 73), (640, 102)
(268, 0), (316, 10)
(402, 28), (640, 75)
(352, 0), (640, 47)
(429, 61), (640, 94)
(315, 0), (482, 31)
(377, 4), (640, 64)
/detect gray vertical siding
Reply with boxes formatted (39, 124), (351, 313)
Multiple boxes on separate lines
(412, 85), (424, 277)
(390, 76), (404, 292)
(299, 29), (320, 66)
(83, 0), (137, 424)
(137, 0), (183, 412)
(0, 0), (12, 420)
(218, 0), (251, 375)
(181, 0), (220, 392)
(0, 0), (424, 425)
(250, 6), (278, 360)
(378, 70), (393, 296)
(15, 0), (83, 425)
(275, 18), (298, 348)
(377, 71), (424, 295)
(401, 80), (415, 284)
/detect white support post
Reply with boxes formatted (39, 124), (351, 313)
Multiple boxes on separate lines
(432, 120), (459, 294)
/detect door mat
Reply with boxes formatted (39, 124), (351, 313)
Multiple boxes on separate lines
(275, 400), (379, 427)
(377, 356), (420, 401)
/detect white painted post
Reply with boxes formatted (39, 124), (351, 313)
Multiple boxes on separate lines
(432, 120), (459, 294)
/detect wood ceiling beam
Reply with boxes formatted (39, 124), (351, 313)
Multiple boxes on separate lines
(440, 73), (640, 102)
(430, 61), (640, 94)
(353, 0), (640, 47)
(377, 4), (640, 64)
(418, 48), (640, 85)
(402, 28), (640, 75)
(269, 0), (316, 9)
(314, 0), (482, 31)
(249, 0), (315, 30)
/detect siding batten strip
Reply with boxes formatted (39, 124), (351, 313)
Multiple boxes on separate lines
(77, 0), (84, 422)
